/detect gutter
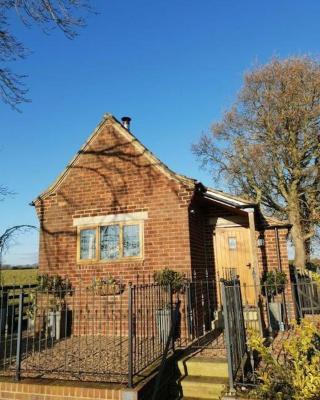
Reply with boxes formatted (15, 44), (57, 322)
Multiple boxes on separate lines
(194, 181), (291, 230)
(195, 181), (256, 209)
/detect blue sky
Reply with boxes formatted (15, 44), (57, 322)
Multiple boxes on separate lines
(1, 0), (319, 265)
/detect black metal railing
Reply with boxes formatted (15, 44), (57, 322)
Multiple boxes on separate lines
(0, 280), (180, 386)
(151, 299), (181, 400)
(293, 272), (320, 318)
(220, 278), (247, 394)
(220, 275), (320, 391)
(0, 281), (128, 383)
(0, 278), (203, 387)
(182, 278), (217, 347)
(128, 282), (173, 387)
(3, 273), (318, 391)
(0, 284), (38, 379)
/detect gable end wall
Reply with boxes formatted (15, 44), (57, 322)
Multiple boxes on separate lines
(34, 121), (194, 285)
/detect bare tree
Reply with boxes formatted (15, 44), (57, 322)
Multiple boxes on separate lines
(0, 188), (37, 270)
(0, 185), (10, 201)
(0, 225), (37, 267)
(193, 57), (320, 271)
(0, 0), (92, 109)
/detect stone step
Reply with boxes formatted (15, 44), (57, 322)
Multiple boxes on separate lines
(183, 398), (215, 400)
(178, 356), (229, 378)
(180, 376), (228, 399)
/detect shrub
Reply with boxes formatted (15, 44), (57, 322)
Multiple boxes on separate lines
(260, 270), (287, 298)
(309, 271), (320, 286)
(248, 319), (320, 399)
(306, 261), (320, 273)
(89, 276), (125, 296)
(153, 268), (186, 293)
(37, 274), (72, 295)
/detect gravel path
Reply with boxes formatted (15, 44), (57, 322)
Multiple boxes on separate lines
(19, 336), (129, 382)
(0, 334), (163, 383)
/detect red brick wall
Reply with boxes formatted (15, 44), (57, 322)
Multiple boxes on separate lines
(34, 120), (194, 286)
(188, 202), (207, 280)
(257, 228), (289, 274)
(33, 117), (293, 327)
(257, 227), (295, 321)
(0, 380), (122, 400)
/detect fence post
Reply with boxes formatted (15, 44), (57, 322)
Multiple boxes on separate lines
(169, 283), (175, 352)
(252, 268), (263, 335)
(292, 281), (302, 320)
(186, 282), (193, 340)
(220, 280), (236, 395)
(15, 287), (24, 381)
(128, 283), (134, 388)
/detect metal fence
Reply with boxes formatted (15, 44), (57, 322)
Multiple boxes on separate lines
(0, 280), (180, 387)
(0, 277), (220, 387)
(220, 278), (247, 394)
(221, 275), (320, 391)
(293, 272), (320, 318)
(181, 278), (217, 347)
(128, 282), (174, 387)
(3, 273), (317, 391)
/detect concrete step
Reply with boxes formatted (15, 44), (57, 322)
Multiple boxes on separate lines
(183, 398), (216, 400)
(178, 356), (229, 378)
(180, 376), (228, 399)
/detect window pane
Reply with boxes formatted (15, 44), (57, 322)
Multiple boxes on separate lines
(100, 225), (120, 260)
(228, 237), (237, 250)
(123, 225), (140, 257)
(80, 229), (96, 260)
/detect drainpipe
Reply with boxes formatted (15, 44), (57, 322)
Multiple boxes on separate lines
(274, 227), (287, 329)
(247, 209), (263, 334)
(274, 227), (282, 272)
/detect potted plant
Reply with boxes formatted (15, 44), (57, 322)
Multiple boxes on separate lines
(37, 274), (72, 340)
(37, 274), (72, 294)
(261, 270), (287, 331)
(153, 268), (186, 343)
(89, 276), (125, 296)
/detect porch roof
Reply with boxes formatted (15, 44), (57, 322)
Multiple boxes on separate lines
(204, 187), (255, 208)
(194, 182), (291, 229)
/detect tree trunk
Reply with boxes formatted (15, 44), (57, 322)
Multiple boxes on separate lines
(304, 238), (311, 263)
(288, 209), (306, 271)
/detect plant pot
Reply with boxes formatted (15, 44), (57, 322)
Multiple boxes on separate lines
(95, 284), (124, 296)
(47, 309), (72, 339)
(47, 310), (61, 339)
(27, 317), (35, 332)
(156, 308), (172, 344)
(268, 302), (283, 331)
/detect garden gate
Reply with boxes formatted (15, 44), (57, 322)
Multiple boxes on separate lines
(220, 278), (247, 394)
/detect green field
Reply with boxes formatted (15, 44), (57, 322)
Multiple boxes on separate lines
(0, 268), (38, 286)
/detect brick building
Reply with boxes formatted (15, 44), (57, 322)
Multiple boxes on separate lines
(31, 113), (291, 312)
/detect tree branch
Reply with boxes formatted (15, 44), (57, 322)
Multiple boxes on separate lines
(0, 225), (37, 265)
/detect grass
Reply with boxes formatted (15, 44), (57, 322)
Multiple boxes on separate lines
(0, 268), (38, 286)
(0, 269), (38, 309)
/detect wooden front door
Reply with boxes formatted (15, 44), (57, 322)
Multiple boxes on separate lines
(214, 227), (256, 305)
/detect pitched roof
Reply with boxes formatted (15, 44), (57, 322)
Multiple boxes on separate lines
(205, 187), (255, 207)
(202, 186), (290, 228)
(31, 114), (195, 205)
(30, 113), (291, 229)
